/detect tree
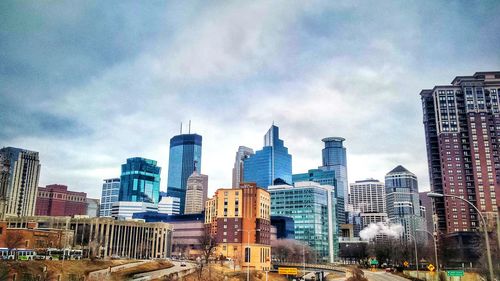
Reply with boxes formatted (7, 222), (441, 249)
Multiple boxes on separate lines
(197, 229), (218, 279)
(5, 231), (25, 258)
(347, 267), (368, 281)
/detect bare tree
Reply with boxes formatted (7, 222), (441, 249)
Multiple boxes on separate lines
(197, 229), (218, 279)
(5, 231), (25, 258)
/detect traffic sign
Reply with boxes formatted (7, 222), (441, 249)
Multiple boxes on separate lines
(278, 267), (298, 275)
(370, 259), (379, 265)
(447, 270), (464, 277)
(403, 261), (409, 267)
(427, 264), (435, 272)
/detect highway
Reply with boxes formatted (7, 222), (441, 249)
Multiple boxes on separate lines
(363, 270), (411, 281)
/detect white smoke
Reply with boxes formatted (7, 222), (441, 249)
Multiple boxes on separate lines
(359, 222), (403, 240)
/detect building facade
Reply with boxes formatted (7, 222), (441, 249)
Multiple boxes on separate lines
(111, 201), (158, 220)
(269, 181), (337, 263)
(232, 146), (254, 188)
(348, 179), (386, 214)
(421, 71), (500, 233)
(167, 134), (202, 214)
(419, 191), (435, 233)
(86, 198), (100, 217)
(35, 184), (87, 217)
(120, 157), (161, 204)
(99, 178), (120, 217)
(243, 125), (292, 188)
(205, 186), (271, 271)
(184, 170), (208, 214)
(0, 147), (41, 218)
(4, 216), (173, 259)
(158, 194), (181, 215)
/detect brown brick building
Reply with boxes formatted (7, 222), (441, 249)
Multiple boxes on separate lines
(35, 184), (87, 217)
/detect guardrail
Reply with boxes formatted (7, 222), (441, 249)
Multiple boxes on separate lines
(273, 262), (346, 273)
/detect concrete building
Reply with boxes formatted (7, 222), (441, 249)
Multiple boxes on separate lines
(349, 179), (386, 213)
(0, 221), (73, 250)
(111, 201), (157, 220)
(4, 216), (173, 259)
(269, 181), (337, 263)
(99, 178), (120, 217)
(86, 198), (100, 217)
(158, 193), (180, 215)
(232, 146), (254, 188)
(35, 184), (87, 217)
(205, 185), (271, 271)
(184, 169), (208, 215)
(0, 147), (41, 218)
(421, 71), (500, 234)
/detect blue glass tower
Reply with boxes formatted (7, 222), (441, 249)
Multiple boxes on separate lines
(243, 125), (292, 189)
(293, 168), (336, 187)
(166, 133), (202, 213)
(119, 157), (161, 204)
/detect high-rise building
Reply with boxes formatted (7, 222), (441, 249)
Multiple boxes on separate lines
(167, 134), (202, 214)
(320, 137), (348, 224)
(421, 72), (500, 234)
(385, 166), (426, 241)
(348, 179), (386, 214)
(158, 195), (181, 215)
(120, 157), (161, 204)
(0, 147), (41, 217)
(419, 191), (435, 233)
(232, 146), (254, 188)
(269, 181), (337, 263)
(184, 169), (208, 215)
(243, 125), (292, 188)
(35, 184), (87, 217)
(205, 184), (271, 271)
(100, 178), (120, 217)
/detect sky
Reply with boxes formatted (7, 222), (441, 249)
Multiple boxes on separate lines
(1, 1), (499, 199)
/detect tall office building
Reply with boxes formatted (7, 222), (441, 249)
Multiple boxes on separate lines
(232, 146), (254, 188)
(167, 133), (202, 214)
(348, 179), (386, 214)
(184, 169), (208, 214)
(421, 72), (500, 234)
(320, 137), (348, 224)
(205, 185), (271, 271)
(100, 178), (120, 217)
(385, 165), (426, 241)
(243, 125), (292, 188)
(269, 181), (337, 262)
(0, 147), (41, 217)
(120, 158), (161, 204)
(419, 191), (435, 234)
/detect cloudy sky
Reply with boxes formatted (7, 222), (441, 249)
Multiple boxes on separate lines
(1, 1), (499, 198)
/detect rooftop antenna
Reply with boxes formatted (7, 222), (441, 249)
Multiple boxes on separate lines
(189, 120), (191, 134)
(180, 122), (183, 134)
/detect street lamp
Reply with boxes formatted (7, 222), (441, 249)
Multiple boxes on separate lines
(416, 229), (439, 273)
(427, 192), (494, 281)
(407, 233), (419, 279)
(238, 229), (260, 281)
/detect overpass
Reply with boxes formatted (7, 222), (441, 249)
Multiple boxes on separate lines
(272, 262), (347, 273)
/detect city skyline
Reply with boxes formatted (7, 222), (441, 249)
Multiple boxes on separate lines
(1, 1), (500, 198)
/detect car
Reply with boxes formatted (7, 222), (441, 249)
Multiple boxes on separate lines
(180, 261), (187, 267)
(385, 267), (394, 272)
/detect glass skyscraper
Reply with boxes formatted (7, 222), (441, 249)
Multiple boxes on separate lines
(166, 133), (202, 213)
(100, 178), (120, 217)
(119, 157), (161, 204)
(293, 168), (336, 187)
(320, 137), (347, 224)
(243, 125), (292, 189)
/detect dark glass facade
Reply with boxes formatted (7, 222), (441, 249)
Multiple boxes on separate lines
(119, 157), (161, 204)
(243, 125), (292, 189)
(166, 134), (202, 213)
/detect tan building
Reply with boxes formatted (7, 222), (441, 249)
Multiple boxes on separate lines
(0, 147), (41, 218)
(205, 184), (271, 271)
(4, 216), (173, 259)
(184, 170), (208, 214)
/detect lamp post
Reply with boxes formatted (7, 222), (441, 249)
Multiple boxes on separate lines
(416, 229), (439, 272)
(407, 233), (419, 279)
(238, 229), (260, 281)
(427, 192), (494, 281)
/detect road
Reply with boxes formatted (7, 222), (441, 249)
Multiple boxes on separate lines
(363, 270), (411, 281)
(131, 261), (197, 280)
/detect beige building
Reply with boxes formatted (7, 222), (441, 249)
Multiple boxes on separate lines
(184, 170), (208, 214)
(0, 147), (41, 218)
(5, 216), (173, 259)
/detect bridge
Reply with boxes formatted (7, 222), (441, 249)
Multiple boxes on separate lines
(272, 262), (347, 273)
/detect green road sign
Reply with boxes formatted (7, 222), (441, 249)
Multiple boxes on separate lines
(447, 270), (464, 277)
(370, 259), (379, 265)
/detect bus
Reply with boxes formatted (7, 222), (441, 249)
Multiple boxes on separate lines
(0, 248), (13, 260)
(43, 248), (83, 260)
(17, 249), (37, 260)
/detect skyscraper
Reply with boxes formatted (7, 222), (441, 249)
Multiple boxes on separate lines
(320, 137), (348, 224)
(0, 147), (41, 217)
(243, 125), (292, 188)
(232, 146), (254, 188)
(348, 179), (386, 214)
(166, 133), (202, 213)
(120, 157), (161, 204)
(100, 178), (120, 217)
(385, 165), (426, 241)
(184, 169), (208, 214)
(421, 71), (500, 234)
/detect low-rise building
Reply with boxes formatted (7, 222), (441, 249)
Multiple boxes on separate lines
(158, 194), (180, 215)
(35, 184), (87, 217)
(111, 201), (157, 220)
